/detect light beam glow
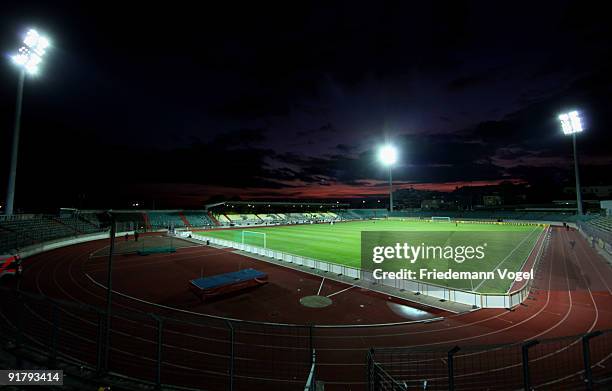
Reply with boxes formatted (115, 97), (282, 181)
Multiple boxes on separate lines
(379, 145), (398, 166)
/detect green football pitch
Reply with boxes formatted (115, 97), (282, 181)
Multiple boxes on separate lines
(196, 220), (544, 293)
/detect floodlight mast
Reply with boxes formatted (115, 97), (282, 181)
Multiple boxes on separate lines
(4, 29), (50, 215)
(379, 145), (398, 212)
(558, 111), (584, 215)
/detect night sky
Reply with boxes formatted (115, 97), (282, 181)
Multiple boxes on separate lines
(1, 1), (611, 210)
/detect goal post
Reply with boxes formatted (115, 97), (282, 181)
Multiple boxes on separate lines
(241, 230), (267, 248)
(431, 216), (452, 222)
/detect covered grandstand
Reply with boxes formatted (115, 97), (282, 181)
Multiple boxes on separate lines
(205, 201), (349, 226)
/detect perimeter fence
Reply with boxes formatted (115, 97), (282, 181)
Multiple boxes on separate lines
(1, 287), (611, 390)
(367, 329), (612, 390)
(577, 220), (612, 257)
(0, 288), (313, 390)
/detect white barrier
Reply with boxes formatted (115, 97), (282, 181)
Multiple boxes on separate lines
(192, 227), (550, 309)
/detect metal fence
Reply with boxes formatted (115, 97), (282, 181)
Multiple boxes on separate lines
(0, 288), (314, 390)
(2, 286), (610, 391)
(367, 330), (612, 390)
(192, 227), (550, 309)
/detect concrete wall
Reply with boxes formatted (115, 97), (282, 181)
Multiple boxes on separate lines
(17, 230), (135, 259)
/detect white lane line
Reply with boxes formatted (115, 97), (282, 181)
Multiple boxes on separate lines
(317, 277), (325, 295)
(474, 227), (539, 291)
(326, 285), (356, 298)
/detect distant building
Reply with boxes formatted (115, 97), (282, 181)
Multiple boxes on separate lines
(601, 200), (612, 216)
(421, 199), (443, 209)
(393, 188), (432, 209)
(483, 195), (502, 207)
(563, 185), (612, 198)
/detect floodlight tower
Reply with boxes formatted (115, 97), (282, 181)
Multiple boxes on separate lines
(558, 111), (584, 215)
(379, 145), (398, 212)
(4, 29), (50, 215)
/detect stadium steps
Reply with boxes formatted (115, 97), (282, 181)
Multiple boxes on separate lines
(207, 212), (221, 226)
(141, 212), (152, 231)
(587, 216), (612, 232)
(52, 217), (82, 234)
(178, 212), (192, 228)
(77, 215), (100, 231)
(223, 213), (232, 222)
(0, 222), (37, 244)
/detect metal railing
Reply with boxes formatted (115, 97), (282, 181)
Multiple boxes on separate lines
(367, 330), (612, 390)
(0, 288), (314, 390)
(578, 220), (612, 257)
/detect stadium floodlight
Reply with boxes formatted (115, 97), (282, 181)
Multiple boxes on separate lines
(378, 145), (398, 212)
(11, 29), (50, 75)
(379, 145), (398, 166)
(4, 28), (51, 216)
(559, 110), (584, 215)
(558, 111), (583, 135)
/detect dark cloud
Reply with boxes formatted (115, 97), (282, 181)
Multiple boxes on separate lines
(296, 123), (334, 138)
(0, 1), (611, 210)
(447, 74), (492, 92)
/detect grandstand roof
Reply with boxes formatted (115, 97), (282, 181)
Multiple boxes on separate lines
(205, 201), (350, 210)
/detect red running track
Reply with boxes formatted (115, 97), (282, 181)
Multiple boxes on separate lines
(2, 227), (612, 390)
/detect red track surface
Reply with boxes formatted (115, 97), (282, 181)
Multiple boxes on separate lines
(4, 227), (612, 390)
(82, 243), (445, 325)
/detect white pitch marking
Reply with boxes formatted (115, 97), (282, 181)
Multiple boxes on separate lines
(317, 277), (325, 296)
(327, 285), (356, 298)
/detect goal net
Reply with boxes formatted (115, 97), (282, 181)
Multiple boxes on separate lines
(431, 216), (451, 222)
(241, 231), (267, 248)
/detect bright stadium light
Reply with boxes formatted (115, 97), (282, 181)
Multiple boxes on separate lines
(4, 28), (52, 216)
(558, 111), (583, 135)
(378, 144), (398, 212)
(11, 29), (50, 75)
(559, 110), (584, 215)
(379, 145), (398, 166)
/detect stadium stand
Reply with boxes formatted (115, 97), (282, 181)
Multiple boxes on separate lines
(148, 211), (186, 229)
(183, 211), (214, 227)
(79, 212), (102, 228)
(388, 209), (592, 222)
(178, 212), (192, 228)
(225, 213), (262, 225)
(587, 216), (612, 232)
(0, 215), (105, 253)
(336, 209), (387, 219)
(0, 210), (216, 254)
(142, 212), (152, 230)
(206, 211), (221, 226)
(0, 206), (601, 256)
(121, 211), (214, 229)
(112, 212), (146, 231)
(216, 214), (232, 224)
(351, 209), (389, 219)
